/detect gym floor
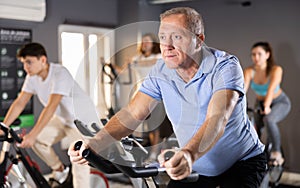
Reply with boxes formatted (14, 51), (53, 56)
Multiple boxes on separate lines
(109, 181), (133, 188)
(279, 172), (300, 187)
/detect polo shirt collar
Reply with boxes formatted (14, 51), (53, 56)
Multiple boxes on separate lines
(190, 46), (215, 81)
(199, 46), (216, 75)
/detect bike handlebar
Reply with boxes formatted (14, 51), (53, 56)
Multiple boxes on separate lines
(74, 141), (120, 174)
(164, 150), (175, 161)
(247, 103), (265, 114)
(74, 141), (199, 181)
(9, 128), (23, 143)
(0, 122), (23, 143)
(75, 141), (159, 177)
(162, 150), (199, 182)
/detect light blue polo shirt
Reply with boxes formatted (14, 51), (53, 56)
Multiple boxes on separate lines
(139, 46), (265, 176)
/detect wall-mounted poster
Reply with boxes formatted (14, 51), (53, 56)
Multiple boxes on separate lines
(0, 28), (34, 127)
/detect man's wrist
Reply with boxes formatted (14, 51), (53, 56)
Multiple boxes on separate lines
(181, 148), (194, 173)
(181, 148), (194, 163)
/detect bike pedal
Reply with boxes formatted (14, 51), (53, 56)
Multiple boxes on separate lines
(53, 167), (73, 188)
(50, 179), (73, 188)
(268, 165), (283, 184)
(48, 178), (61, 187)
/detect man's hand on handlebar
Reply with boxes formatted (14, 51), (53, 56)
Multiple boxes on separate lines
(68, 140), (89, 165)
(158, 148), (193, 181)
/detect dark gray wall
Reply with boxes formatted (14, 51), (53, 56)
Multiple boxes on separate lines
(116, 0), (162, 66)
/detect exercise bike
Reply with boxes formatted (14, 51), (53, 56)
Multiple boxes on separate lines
(0, 122), (51, 188)
(247, 107), (284, 188)
(73, 119), (199, 188)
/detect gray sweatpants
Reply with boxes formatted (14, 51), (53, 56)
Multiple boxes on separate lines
(254, 92), (291, 152)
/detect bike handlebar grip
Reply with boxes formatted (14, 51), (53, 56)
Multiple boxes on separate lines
(74, 141), (83, 151)
(163, 150), (199, 182)
(73, 140), (120, 173)
(182, 172), (199, 183)
(81, 148), (120, 174)
(0, 122), (8, 132)
(164, 150), (175, 161)
(9, 128), (22, 143)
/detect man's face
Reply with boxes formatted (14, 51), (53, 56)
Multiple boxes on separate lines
(20, 56), (45, 76)
(158, 14), (198, 69)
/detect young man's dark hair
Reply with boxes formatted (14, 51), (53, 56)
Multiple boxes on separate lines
(17, 42), (47, 58)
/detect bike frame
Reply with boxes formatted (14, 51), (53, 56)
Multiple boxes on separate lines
(0, 141), (10, 186)
(246, 108), (284, 187)
(73, 119), (199, 188)
(0, 123), (50, 188)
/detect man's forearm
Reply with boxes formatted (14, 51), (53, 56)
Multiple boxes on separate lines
(87, 107), (143, 153)
(183, 90), (239, 163)
(183, 115), (226, 162)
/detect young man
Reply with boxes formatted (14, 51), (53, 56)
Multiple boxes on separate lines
(69, 7), (267, 187)
(3, 43), (99, 187)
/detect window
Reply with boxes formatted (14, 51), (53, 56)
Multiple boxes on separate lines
(59, 25), (115, 117)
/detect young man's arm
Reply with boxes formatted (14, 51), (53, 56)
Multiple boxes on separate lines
(3, 91), (33, 126)
(161, 89), (239, 180)
(19, 93), (63, 148)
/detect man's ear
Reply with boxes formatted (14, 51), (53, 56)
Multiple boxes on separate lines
(195, 34), (205, 49)
(197, 34), (205, 47)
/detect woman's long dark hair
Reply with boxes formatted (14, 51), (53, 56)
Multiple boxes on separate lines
(138, 33), (160, 55)
(252, 42), (275, 76)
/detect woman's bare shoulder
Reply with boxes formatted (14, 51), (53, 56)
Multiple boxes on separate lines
(272, 65), (283, 73)
(244, 66), (254, 74)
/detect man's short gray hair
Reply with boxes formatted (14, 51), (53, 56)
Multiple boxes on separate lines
(160, 7), (204, 35)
